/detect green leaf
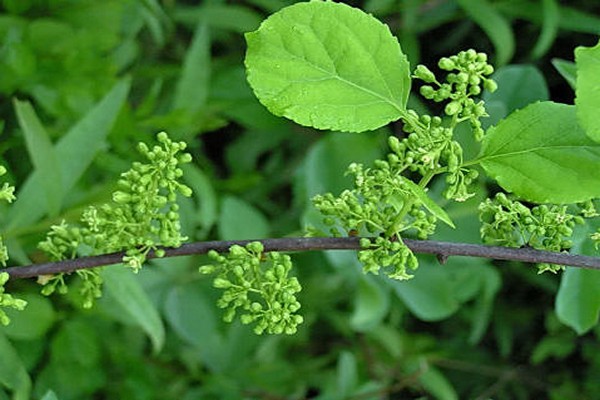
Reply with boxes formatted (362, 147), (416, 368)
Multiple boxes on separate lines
(245, 1), (410, 132)
(556, 268), (600, 335)
(13, 99), (62, 216)
(173, 22), (210, 113)
(478, 101), (600, 203)
(575, 40), (600, 142)
(182, 164), (217, 239)
(551, 58), (576, 90)
(6, 78), (131, 230)
(163, 283), (224, 371)
(531, 0), (559, 59)
(402, 178), (455, 228)
(40, 390), (59, 400)
(174, 4), (262, 33)
(482, 64), (549, 124)
(218, 196), (269, 240)
(418, 364), (458, 400)
(336, 351), (358, 398)
(102, 267), (165, 354)
(0, 294), (55, 341)
(0, 331), (31, 400)
(393, 262), (459, 321)
(350, 275), (389, 332)
(456, 0), (514, 66)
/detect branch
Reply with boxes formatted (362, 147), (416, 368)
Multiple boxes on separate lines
(2, 237), (600, 279)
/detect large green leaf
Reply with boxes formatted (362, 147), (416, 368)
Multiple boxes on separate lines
(478, 101), (600, 203)
(13, 99), (62, 216)
(6, 78), (130, 230)
(556, 268), (600, 334)
(575, 40), (600, 142)
(245, 1), (410, 132)
(102, 267), (165, 354)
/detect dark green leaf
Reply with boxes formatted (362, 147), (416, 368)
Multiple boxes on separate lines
(102, 267), (165, 353)
(173, 23), (210, 113)
(456, 0), (514, 66)
(0, 331), (31, 400)
(350, 275), (389, 332)
(556, 268), (600, 335)
(0, 294), (55, 341)
(218, 196), (269, 240)
(531, 0), (559, 59)
(13, 99), (62, 216)
(6, 78), (130, 230)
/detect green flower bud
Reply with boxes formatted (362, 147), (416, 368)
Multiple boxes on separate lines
(438, 57), (455, 70)
(445, 101), (462, 116)
(414, 64), (437, 83)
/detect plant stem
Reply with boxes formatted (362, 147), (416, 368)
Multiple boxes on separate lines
(3, 237), (600, 279)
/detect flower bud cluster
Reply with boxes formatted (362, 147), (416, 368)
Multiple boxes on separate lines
(359, 237), (418, 280)
(479, 193), (584, 273)
(414, 49), (497, 141)
(0, 167), (25, 324)
(313, 144), (446, 280)
(37, 132), (192, 307)
(200, 242), (303, 335)
(0, 166), (15, 267)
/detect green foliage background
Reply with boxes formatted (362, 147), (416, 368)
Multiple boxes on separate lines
(1, 0), (600, 399)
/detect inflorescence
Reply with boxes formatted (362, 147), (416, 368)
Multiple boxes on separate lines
(313, 49), (496, 280)
(37, 132), (192, 308)
(479, 193), (590, 273)
(0, 166), (24, 325)
(200, 242), (303, 335)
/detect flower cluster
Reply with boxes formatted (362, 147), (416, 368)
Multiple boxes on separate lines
(37, 132), (192, 307)
(310, 51), (497, 278)
(414, 49), (497, 141)
(200, 242), (303, 335)
(479, 193), (584, 273)
(0, 166), (15, 267)
(313, 140), (442, 280)
(0, 167), (24, 324)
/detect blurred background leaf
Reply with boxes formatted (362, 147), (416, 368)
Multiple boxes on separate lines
(0, 0), (599, 399)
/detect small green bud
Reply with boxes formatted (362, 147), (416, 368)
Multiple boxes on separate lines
(484, 79), (498, 92)
(420, 85), (435, 99)
(414, 65), (437, 83)
(438, 57), (455, 70)
(112, 191), (132, 204)
(445, 101), (461, 116)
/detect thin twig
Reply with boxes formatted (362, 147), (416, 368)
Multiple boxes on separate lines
(2, 237), (600, 279)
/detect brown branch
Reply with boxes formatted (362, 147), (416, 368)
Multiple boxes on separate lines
(2, 237), (600, 279)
